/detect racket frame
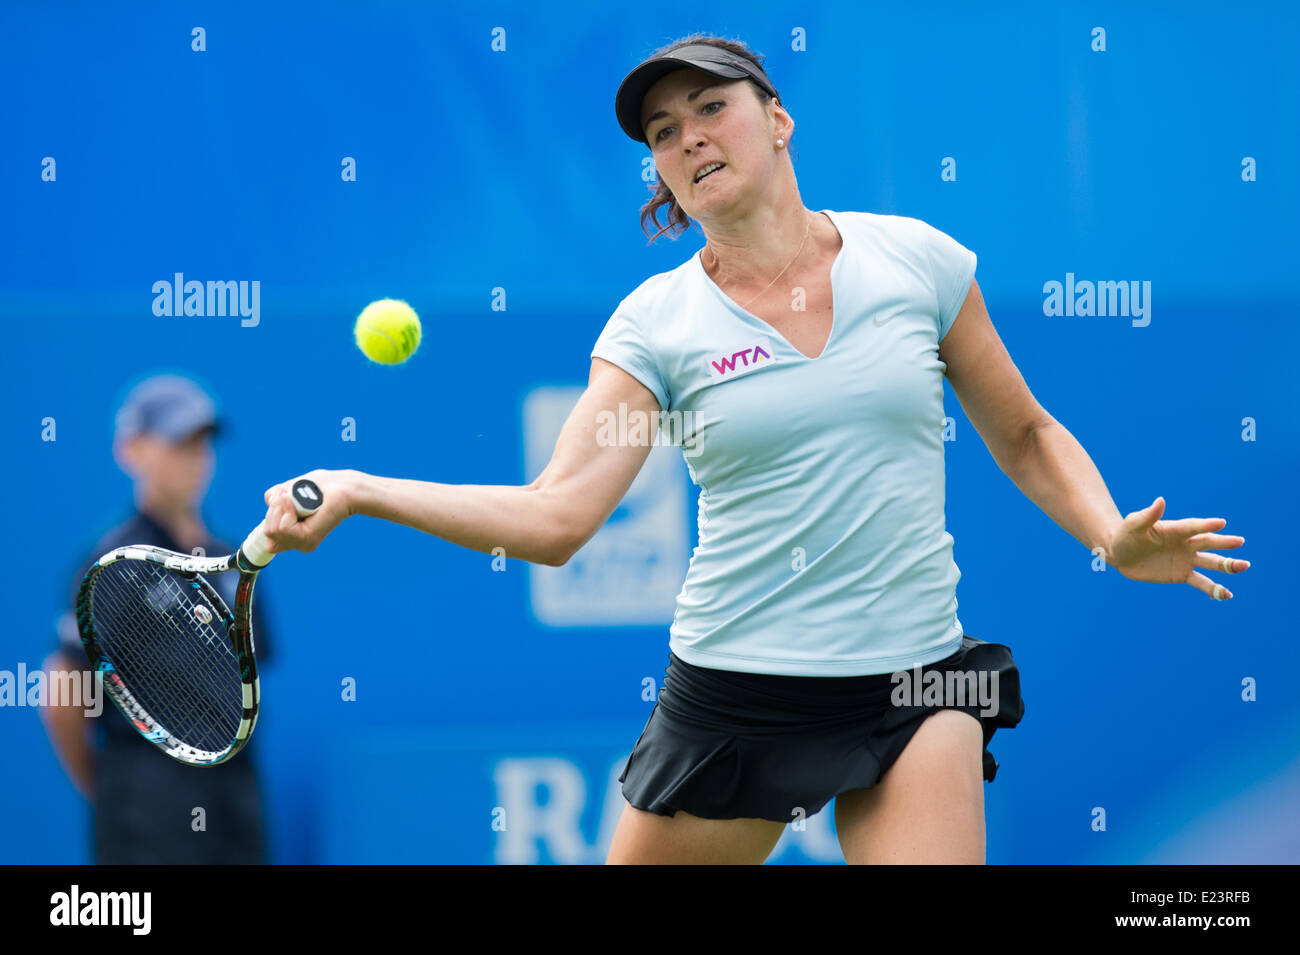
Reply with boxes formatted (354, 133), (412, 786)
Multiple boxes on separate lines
(75, 543), (267, 767)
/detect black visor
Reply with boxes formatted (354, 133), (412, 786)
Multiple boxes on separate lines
(615, 43), (779, 145)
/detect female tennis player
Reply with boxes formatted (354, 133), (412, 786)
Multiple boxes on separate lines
(260, 34), (1250, 865)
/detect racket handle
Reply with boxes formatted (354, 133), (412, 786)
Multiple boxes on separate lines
(239, 479), (325, 569)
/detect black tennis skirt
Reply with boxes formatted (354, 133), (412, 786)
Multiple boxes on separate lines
(619, 634), (1025, 823)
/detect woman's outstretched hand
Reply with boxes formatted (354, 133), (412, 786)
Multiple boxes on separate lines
(261, 469), (356, 555)
(1104, 496), (1249, 600)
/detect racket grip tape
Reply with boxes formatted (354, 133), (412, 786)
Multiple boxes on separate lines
(239, 478), (325, 569)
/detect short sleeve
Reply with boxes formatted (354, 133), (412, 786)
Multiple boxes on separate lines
(915, 220), (977, 341)
(55, 609), (89, 666)
(590, 304), (670, 411)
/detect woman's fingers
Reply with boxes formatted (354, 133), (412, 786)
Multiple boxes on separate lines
(261, 471), (342, 555)
(265, 509), (306, 546)
(264, 486), (295, 538)
(1185, 531), (1245, 550)
(1130, 496), (1165, 526)
(1191, 551), (1251, 574)
(1187, 570), (1233, 601)
(262, 478), (328, 552)
(1161, 516), (1228, 536)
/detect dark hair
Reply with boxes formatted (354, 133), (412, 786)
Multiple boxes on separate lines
(636, 34), (790, 245)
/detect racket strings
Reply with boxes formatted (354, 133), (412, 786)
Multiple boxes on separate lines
(90, 561), (244, 753)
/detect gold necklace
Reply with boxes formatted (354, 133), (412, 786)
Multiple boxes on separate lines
(706, 212), (813, 313)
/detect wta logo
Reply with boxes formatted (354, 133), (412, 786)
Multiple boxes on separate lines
(706, 336), (777, 380)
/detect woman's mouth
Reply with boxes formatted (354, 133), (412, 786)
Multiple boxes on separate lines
(694, 163), (726, 184)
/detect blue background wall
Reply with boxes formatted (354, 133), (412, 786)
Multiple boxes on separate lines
(2, 1), (1297, 863)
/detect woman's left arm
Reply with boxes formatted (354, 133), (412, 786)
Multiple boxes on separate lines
(939, 278), (1250, 601)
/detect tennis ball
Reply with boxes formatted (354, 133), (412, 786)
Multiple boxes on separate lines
(354, 298), (421, 364)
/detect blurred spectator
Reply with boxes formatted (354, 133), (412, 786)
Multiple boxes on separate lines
(41, 375), (274, 864)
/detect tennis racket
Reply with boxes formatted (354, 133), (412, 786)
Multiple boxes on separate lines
(75, 478), (323, 767)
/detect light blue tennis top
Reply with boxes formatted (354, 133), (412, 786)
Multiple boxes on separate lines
(590, 210), (978, 676)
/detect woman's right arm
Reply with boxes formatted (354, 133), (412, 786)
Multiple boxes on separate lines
(262, 357), (661, 567)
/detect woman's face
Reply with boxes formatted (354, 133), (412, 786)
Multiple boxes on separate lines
(640, 68), (789, 220)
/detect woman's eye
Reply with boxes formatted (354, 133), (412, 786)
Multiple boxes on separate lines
(654, 102), (724, 143)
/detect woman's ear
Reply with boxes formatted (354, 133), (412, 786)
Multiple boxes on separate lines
(769, 101), (793, 142)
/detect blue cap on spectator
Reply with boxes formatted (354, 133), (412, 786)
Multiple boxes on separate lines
(115, 375), (220, 444)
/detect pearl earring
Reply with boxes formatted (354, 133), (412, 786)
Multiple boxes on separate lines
(776, 138), (785, 148)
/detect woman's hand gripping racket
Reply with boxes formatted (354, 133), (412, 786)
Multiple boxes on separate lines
(75, 478), (324, 766)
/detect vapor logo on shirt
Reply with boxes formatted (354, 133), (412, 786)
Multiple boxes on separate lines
(706, 336), (777, 380)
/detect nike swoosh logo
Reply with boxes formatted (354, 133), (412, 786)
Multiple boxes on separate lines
(872, 312), (897, 326)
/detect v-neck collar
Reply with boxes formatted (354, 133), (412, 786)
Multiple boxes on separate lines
(695, 208), (846, 362)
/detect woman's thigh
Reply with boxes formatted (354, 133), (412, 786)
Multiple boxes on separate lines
(605, 802), (787, 864)
(833, 708), (986, 865)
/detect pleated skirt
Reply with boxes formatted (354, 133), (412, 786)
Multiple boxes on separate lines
(619, 634), (1025, 822)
